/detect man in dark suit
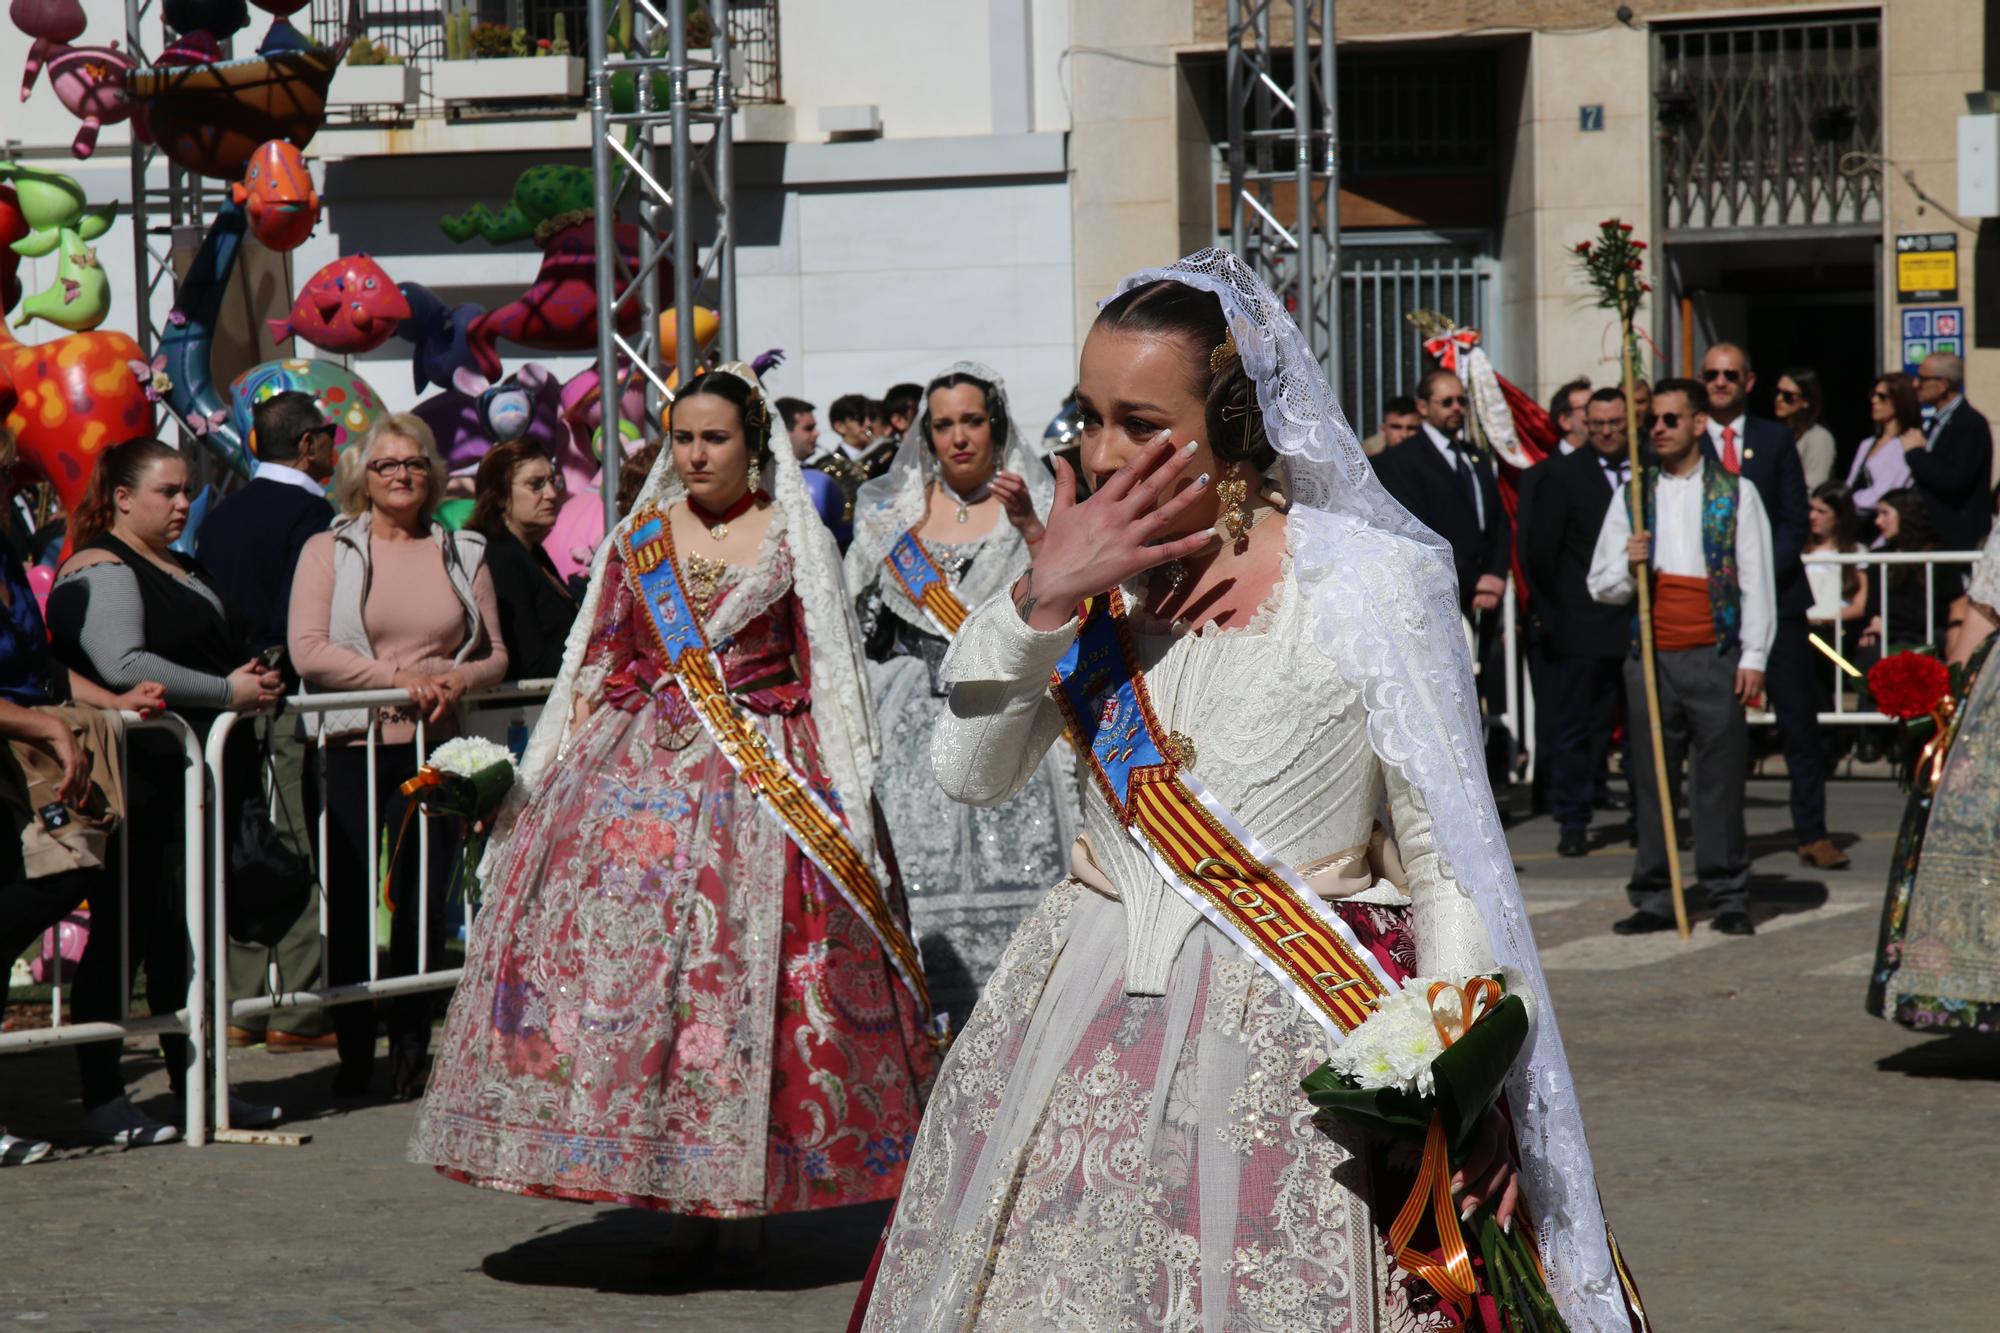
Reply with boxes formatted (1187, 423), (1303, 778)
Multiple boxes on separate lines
(1526, 388), (1635, 855)
(1697, 343), (1845, 870)
(1910, 351), (1994, 553)
(197, 390), (338, 1050)
(1372, 369), (1512, 713)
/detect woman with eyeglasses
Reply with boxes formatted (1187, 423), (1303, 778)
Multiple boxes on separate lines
(1774, 367), (1835, 491)
(468, 441), (577, 681)
(290, 413), (508, 1100)
(1844, 372), (1921, 529)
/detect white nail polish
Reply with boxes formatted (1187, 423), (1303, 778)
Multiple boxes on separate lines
(1460, 1201), (1477, 1221)
(1181, 439), (1200, 456)
(1195, 473), (1210, 486)
(1501, 1216), (1513, 1235)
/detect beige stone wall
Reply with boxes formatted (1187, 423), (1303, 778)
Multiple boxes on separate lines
(1190, 0), (1848, 46)
(1882, 0), (1992, 409)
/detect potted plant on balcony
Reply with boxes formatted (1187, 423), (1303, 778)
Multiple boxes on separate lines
(328, 34), (419, 109)
(433, 9), (583, 103)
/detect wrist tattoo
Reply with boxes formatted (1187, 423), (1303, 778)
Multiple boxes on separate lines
(1013, 570), (1040, 622)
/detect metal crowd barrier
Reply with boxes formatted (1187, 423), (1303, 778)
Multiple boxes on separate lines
(203, 681), (550, 1138)
(0, 713), (210, 1146)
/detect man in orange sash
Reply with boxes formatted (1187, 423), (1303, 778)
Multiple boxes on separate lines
(1587, 377), (1777, 937)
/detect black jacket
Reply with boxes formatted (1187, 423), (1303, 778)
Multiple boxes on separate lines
(483, 530), (578, 680)
(1522, 447), (1633, 660)
(1370, 431), (1511, 612)
(1909, 398), (1995, 552)
(196, 475), (334, 658)
(1703, 415), (1810, 618)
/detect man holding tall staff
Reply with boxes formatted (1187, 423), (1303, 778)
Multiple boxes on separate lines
(1588, 379), (1777, 936)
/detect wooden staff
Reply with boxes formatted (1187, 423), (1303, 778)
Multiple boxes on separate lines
(1621, 272), (1689, 938)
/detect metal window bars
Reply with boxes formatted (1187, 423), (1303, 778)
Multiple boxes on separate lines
(1655, 13), (1882, 238)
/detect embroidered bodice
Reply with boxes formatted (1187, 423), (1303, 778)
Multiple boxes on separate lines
(585, 515), (811, 720)
(935, 531), (1496, 995)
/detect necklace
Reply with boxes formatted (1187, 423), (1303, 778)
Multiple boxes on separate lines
(683, 552), (727, 613)
(940, 476), (992, 524)
(1152, 503), (1281, 608)
(687, 490), (760, 542)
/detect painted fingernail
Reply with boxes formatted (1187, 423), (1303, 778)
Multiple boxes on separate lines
(1501, 1216), (1513, 1235)
(1181, 439), (1201, 456)
(1194, 472), (1210, 487)
(1460, 1200), (1478, 1221)
(1153, 429), (1173, 444)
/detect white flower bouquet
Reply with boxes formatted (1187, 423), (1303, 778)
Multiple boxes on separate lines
(402, 737), (517, 906)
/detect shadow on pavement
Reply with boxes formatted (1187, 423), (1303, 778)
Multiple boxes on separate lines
(481, 1198), (891, 1294)
(1875, 1034), (2000, 1081)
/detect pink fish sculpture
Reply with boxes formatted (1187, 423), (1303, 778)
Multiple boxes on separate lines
(268, 252), (409, 354)
(230, 139), (319, 252)
(14, 0), (144, 160)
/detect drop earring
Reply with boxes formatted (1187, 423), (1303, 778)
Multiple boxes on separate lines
(746, 455), (763, 494)
(1213, 474), (1250, 545)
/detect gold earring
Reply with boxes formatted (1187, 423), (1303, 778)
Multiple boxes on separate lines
(1214, 474), (1249, 545)
(747, 455), (763, 493)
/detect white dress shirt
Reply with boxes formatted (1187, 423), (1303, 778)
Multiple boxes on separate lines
(1704, 413), (1748, 470)
(1421, 421), (1485, 528)
(252, 459), (326, 497)
(1587, 463), (1777, 672)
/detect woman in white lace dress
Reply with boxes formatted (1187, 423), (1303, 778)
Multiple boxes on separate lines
(846, 364), (1079, 1019)
(412, 366), (936, 1234)
(858, 254), (1645, 1331)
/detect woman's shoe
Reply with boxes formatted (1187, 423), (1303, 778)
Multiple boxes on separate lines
(0, 1129), (52, 1166)
(80, 1096), (180, 1149)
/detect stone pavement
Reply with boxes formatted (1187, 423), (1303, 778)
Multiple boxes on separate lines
(4, 777), (1994, 1331)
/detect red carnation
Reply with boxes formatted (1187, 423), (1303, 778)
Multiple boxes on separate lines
(1600, 218), (1619, 228)
(1619, 222), (1634, 232)
(1574, 241), (1593, 255)
(1867, 651), (1951, 721)
(1632, 239), (1648, 250)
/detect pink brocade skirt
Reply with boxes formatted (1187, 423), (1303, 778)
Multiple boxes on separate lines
(409, 697), (936, 1218)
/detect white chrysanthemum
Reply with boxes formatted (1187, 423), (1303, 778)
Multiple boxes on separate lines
(1326, 977), (1456, 1093)
(427, 736), (516, 777)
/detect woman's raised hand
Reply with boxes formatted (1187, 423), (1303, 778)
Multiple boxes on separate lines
(1011, 432), (1216, 633)
(989, 470), (1046, 549)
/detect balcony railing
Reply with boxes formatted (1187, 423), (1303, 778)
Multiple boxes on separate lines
(1655, 13), (1882, 237)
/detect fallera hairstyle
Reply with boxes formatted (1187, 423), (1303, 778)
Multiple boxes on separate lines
(1649, 376), (1710, 417)
(920, 371), (1009, 454)
(469, 440), (556, 543)
(337, 413), (447, 520)
(1415, 368), (1462, 404)
(883, 382), (923, 423)
(70, 436), (182, 548)
(1876, 485), (1941, 593)
(251, 390), (327, 463)
(773, 396), (815, 429)
(1777, 366), (1823, 438)
(1587, 386), (1626, 406)
(828, 392), (869, 426)
(1547, 377), (1591, 422)
(1810, 479), (1864, 600)
(1382, 394), (1418, 419)
(1093, 277), (1277, 470)
(1874, 372), (1923, 437)
(669, 369), (774, 463)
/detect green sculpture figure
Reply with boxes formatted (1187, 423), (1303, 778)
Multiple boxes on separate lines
(438, 163), (596, 246)
(0, 163), (113, 332)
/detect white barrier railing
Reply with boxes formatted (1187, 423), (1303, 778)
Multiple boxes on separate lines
(0, 712), (210, 1146)
(204, 680), (550, 1137)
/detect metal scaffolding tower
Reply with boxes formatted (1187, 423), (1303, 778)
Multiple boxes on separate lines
(125, 0), (208, 362)
(1224, 0), (1340, 383)
(587, 0), (739, 533)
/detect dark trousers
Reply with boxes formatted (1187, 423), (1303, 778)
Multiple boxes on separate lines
(0, 866), (107, 1098)
(1624, 648), (1751, 916)
(1526, 633), (1560, 810)
(1550, 654), (1626, 835)
(303, 741), (452, 1074)
(1763, 615), (1829, 844)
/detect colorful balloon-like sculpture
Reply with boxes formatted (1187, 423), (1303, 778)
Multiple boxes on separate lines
(228, 356), (385, 455)
(268, 253), (410, 354)
(1, 162), (113, 333)
(12, 0), (144, 159)
(229, 138), (320, 252)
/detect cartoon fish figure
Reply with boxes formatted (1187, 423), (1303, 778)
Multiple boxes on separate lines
(230, 139), (320, 253)
(268, 252), (410, 355)
(17, 239), (106, 331)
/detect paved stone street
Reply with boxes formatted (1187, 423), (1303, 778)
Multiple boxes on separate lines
(4, 777), (1994, 1331)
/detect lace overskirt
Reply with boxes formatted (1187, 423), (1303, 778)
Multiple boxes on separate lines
(410, 696), (937, 1217)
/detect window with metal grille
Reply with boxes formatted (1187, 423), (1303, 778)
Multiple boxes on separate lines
(1654, 12), (1882, 237)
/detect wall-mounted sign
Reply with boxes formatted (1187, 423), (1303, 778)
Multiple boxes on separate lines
(1901, 305), (1964, 374)
(1896, 233), (1959, 302)
(1579, 105), (1604, 132)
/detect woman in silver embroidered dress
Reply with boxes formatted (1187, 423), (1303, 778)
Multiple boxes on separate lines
(859, 253), (1643, 1331)
(412, 366), (936, 1232)
(846, 363), (1078, 1017)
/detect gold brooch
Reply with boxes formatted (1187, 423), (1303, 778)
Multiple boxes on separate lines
(1164, 730), (1197, 771)
(1209, 332), (1238, 373)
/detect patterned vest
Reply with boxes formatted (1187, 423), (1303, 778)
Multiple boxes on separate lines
(1629, 459), (1741, 656)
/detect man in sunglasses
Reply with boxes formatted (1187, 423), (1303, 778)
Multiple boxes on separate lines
(1588, 378), (1777, 936)
(1697, 343), (1845, 871)
(1908, 352), (1994, 554)
(1372, 368), (1514, 719)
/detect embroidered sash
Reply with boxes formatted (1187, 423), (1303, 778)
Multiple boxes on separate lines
(1630, 460), (1741, 657)
(1049, 590), (1396, 1043)
(883, 530), (970, 638)
(621, 508), (934, 1022)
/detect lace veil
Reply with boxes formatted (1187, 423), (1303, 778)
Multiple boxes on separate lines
(1110, 250), (1626, 1331)
(490, 361), (884, 879)
(844, 361), (1054, 625)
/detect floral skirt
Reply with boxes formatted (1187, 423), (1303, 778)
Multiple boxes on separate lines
(410, 699), (937, 1217)
(861, 879), (1457, 1333)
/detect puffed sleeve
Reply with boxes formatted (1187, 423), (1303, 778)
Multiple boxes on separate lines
(932, 592), (1076, 806)
(1384, 758), (1498, 979)
(573, 545), (639, 708)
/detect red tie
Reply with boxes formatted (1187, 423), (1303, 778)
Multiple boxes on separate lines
(1720, 425), (1740, 474)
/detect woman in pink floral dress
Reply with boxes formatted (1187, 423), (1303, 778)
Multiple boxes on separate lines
(412, 365), (937, 1225)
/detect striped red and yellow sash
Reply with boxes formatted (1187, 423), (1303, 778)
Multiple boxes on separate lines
(883, 529), (970, 637)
